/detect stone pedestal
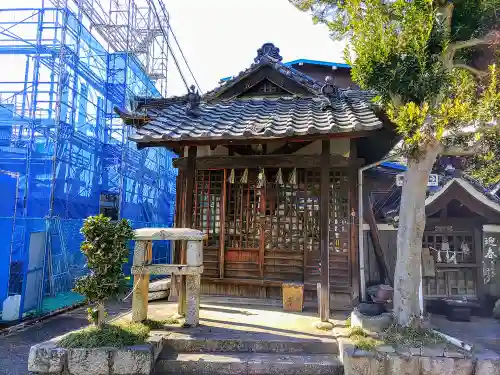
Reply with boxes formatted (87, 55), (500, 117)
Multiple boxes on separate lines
(131, 228), (204, 327)
(132, 240), (150, 322)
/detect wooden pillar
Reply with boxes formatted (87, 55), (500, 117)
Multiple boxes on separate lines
(349, 139), (360, 304)
(219, 169), (227, 279)
(179, 146), (197, 315)
(320, 140), (330, 322)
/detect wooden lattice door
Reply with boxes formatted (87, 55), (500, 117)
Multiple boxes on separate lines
(192, 167), (351, 293)
(422, 230), (478, 298)
(224, 170), (262, 279)
(301, 169), (350, 291)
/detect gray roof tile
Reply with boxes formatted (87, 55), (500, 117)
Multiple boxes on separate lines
(128, 93), (383, 144)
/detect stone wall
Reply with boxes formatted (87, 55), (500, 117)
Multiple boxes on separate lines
(28, 333), (164, 375)
(335, 328), (500, 375)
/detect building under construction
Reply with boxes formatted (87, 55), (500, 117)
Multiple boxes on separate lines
(0, 0), (186, 322)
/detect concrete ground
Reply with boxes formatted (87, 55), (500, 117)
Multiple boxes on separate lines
(0, 301), (131, 375)
(2, 295), (499, 375)
(431, 314), (500, 355)
(117, 298), (349, 342)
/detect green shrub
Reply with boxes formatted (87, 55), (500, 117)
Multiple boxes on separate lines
(73, 215), (134, 326)
(383, 324), (443, 348)
(59, 322), (149, 348)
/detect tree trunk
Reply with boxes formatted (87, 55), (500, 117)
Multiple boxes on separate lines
(393, 140), (442, 326)
(97, 302), (105, 328)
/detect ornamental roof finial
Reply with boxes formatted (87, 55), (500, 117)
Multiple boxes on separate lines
(255, 43), (283, 63)
(185, 85), (201, 117)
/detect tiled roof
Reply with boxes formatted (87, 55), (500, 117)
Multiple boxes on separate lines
(432, 173), (500, 206)
(126, 92), (383, 144)
(208, 55), (323, 99)
(117, 43), (386, 145)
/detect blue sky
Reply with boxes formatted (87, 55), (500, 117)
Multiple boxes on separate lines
(162, 0), (346, 95)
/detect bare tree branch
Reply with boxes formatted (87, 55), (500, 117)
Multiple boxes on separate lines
(449, 37), (490, 51)
(390, 93), (403, 109)
(443, 31), (500, 67)
(453, 63), (489, 77)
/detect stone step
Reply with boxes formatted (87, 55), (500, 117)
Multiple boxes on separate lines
(154, 352), (344, 375)
(161, 333), (338, 354)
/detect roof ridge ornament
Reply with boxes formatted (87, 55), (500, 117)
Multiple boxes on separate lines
(319, 76), (339, 110)
(185, 85), (201, 117)
(321, 76), (338, 97)
(255, 43), (283, 63)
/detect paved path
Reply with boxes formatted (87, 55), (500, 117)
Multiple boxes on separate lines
(0, 301), (130, 375)
(432, 315), (500, 355)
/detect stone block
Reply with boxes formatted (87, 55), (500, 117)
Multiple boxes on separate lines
(147, 334), (164, 362)
(148, 278), (171, 292)
(395, 346), (412, 357)
(386, 354), (420, 375)
(111, 346), (153, 375)
(28, 341), (67, 374)
(158, 353), (247, 375)
(376, 345), (396, 354)
(147, 290), (169, 301)
(332, 326), (350, 339)
(338, 338), (356, 363)
(409, 347), (421, 356)
(353, 349), (375, 357)
(475, 359), (500, 375)
(67, 348), (111, 375)
(133, 228), (204, 241)
(186, 240), (203, 266)
(420, 357), (473, 375)
(343, 353), (371, 375)
(370, 356), (388, 375)
(444, 348), (465, 359)
(184, 274), (200, 327)
(350, 309), (393, 333)
(421, 345), (445, 357)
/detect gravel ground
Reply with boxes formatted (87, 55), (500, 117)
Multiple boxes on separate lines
(0, 301), (131, 375)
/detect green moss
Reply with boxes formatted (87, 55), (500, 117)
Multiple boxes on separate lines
(348, 326), (368, 337)
(345, 316), (351, 327)
(383, 324), (443, 348)
(347, 326), (383, 350)
(143, 317), (179, 329)
(350, 335), (383, 351)
(58, 322), (150, 348)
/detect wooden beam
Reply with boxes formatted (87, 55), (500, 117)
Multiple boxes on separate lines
(137, 129), (380, 150)
(348, 139), (360, 304)
(320, 140), (330, 322)
(179, 146), (197, 315)
(228, 145), (259, 155)
(203, 277), (352, 292)
(174, 154), (364, 170)
(363, 193), (393, 286)
(474, 228), (484, 300)
(270, 141), (313, 155)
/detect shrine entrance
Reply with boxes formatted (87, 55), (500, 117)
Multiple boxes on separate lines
(186, 167), (353, 304)
(422, 178), (500, 301)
